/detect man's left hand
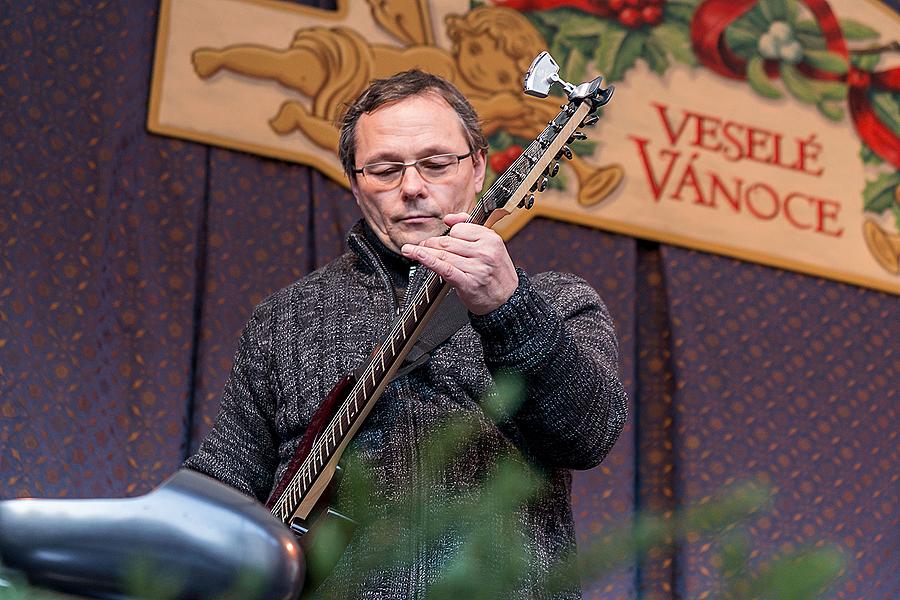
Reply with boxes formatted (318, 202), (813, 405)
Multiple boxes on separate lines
(401, 213), (519, 315)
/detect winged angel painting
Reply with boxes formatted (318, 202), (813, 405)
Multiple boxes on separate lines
(189, 0), (624, 206)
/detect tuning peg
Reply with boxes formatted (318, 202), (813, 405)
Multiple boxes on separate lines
(568, 131), (587, 142)
(538, 177), (549, 192)
(550, 162), (560, 177)
(581, 114), (599, 127)
(517, 195), (527, 209)
(526, 194), (535, 209)
(556, 145), (573, 160)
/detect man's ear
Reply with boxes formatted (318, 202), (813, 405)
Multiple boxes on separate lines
(349, 176), (362, 207)
(473, 149), (487, 192)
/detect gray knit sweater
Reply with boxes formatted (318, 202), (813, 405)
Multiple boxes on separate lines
(185, 222), (627, 599)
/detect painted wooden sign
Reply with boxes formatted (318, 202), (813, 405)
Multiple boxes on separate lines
(148, 0), (900, 294)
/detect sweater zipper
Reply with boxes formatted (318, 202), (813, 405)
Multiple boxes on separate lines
(353, 233), (423, 597)
(402, 263), (423, 599)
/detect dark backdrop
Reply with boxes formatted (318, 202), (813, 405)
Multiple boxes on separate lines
(1, 1), (897, 598)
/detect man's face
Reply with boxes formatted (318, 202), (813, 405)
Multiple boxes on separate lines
(349, 93), (487, 254)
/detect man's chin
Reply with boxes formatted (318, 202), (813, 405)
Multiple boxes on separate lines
(391, 219), (443, 247)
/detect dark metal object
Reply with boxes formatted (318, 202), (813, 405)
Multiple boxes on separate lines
(0, 469), (304, 600)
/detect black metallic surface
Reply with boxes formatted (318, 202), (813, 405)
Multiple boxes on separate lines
(0, 470), (303, 600)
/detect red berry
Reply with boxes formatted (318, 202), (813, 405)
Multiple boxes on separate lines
(642, 5), (662, 24)
(608, 0), (625, 11)
(618, 7), (642, 27)
(624, 0), (640, 6)
(505, 144), (523, 161)
(590, 1), (612, 17)
(489, 153), (509, 174)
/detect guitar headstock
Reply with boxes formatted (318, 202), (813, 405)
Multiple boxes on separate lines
(479, 52), (614, 218)
(524, 51), (614, 106)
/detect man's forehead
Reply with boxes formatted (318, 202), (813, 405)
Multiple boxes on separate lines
(354, 93), (469, 158)
(359, 92), (457, 127)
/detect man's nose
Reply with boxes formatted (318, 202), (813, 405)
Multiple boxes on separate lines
(399, 164), (427, 199)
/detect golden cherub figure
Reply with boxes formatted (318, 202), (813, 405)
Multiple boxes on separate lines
(191, 3), (622, 206)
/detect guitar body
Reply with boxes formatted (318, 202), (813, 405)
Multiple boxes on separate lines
(266, 374), (355, 514)
(267, 375), (358, 596)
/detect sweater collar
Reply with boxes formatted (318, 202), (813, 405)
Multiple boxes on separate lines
(348, 219), (415, 280)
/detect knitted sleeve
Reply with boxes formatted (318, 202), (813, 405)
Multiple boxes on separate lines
(469, 270), (627, 469)
(183, 301), (280, 501)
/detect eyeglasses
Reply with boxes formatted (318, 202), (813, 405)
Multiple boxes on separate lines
(353, 151), (474, 189)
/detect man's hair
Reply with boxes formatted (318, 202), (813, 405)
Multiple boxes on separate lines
(338, 70), (487, 180)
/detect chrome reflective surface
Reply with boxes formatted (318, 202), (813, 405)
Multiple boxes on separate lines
(0, 470), (303, 600)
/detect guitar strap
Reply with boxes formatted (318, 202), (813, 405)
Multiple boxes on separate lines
(394, 289), (469, 380)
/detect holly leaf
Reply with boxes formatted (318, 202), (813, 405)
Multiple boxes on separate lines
(812, 79), (847, 102)
(564, 48), (589, 85)
(527, 9), (566, 43)
(816, 100), (844, 122)
(758, 0), (788, 23)
(784, 0), (799, 25)
(851, 53), (881, 70)
(594, 26), (628, 79)
(794, 20), (821, 36)
(489, 129), (513, 150)
(860, 145), (884, 166)
(550, 37), (570, 74)
(839, 19), (879, 40)
(665, 3), (696, 25)
(644, 37), (670, 75)
(530, 7), (582, 28)
(652, 23), (697, 67)
(863, 171), (900, 214)
(780, 63), (820, 104)
(560, 18), (610, 38)
(871, 91), (900, 136)
(566, 34), (599, 60)
(803, 50), (849, 75)
(610, 31), (647, 81)
(747, 56), (783, 99)
(569, 139), (597, 156)
(741, 6), (770, 33)
(795, 31), (826, 50)
(725, 25), (760, 57)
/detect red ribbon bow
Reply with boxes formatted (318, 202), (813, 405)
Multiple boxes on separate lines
(691, 0), (900, 168)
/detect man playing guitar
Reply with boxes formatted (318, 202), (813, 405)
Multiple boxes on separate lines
(185, 69), (627, 599)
